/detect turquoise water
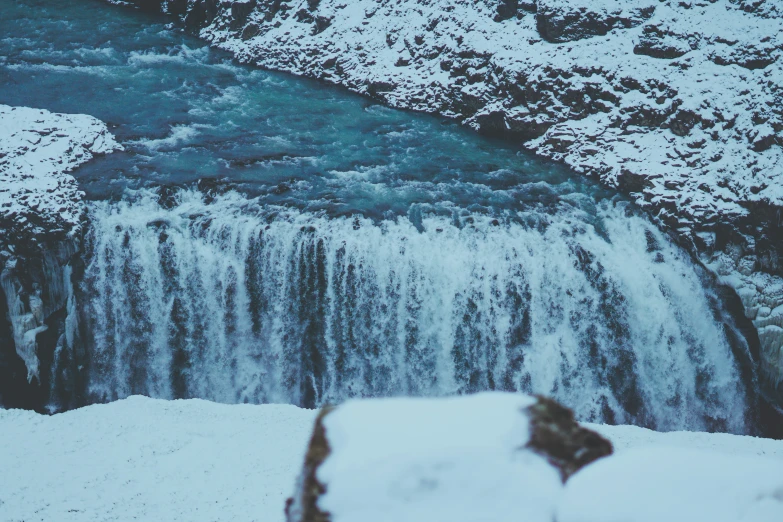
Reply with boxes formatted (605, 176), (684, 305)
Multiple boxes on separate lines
(1, 0), (612, 223)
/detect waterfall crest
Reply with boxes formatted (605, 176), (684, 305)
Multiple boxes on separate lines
(81, 189), (748, 432)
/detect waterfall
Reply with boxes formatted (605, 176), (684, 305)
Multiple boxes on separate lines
(80, 189), (748, 432)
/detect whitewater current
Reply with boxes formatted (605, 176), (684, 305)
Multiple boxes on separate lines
(76, 189), (749, 432)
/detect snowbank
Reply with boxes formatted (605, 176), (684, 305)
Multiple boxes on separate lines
(559, 447), (783, 522)
(2, 395), (782, 522)
(0, 396), (317, 522)
(316, 394), (561, 522)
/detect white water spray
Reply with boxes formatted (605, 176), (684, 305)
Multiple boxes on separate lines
(82, 189), (748, 431)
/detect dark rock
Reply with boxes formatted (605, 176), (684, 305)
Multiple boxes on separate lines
(231, 0), (257, 23)
(750, 131), (777, 152)
(520, 0), (537, 13)
(494, 0), (519, 22)
(634, 24), (699, 59)
(475, 110), (508, 135)
(127, 0), (165, 12)
(196, 177), (234, 203)
(313, 16), (331, 35)
(526, 396), (614, 481)
(157, 184), (183, 209)
(284, 407), (333, 522)
(667, 109), (701, 137)
(241, 22), (262, 40)
(0, 229), (83, 413)
(167, 0), (189, 16)
(365, 80), (396, 98)
(710, 42), (779, 70)
(184, 0), (219, 31)
(536, 0), (656, 43)
(295, 8), (315, 23)
(731, 0), (783, 17)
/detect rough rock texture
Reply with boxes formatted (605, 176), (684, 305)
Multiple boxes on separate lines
(526, 395), (614, 481)
(285, 394), (611, 522)
(0, 105), (121, 410)
(285, 406), (333, 522)
(118, 0), (783, 403)
(536, 0), (657, 43)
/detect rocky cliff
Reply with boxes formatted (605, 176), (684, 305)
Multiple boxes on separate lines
(116, 0), (783, 404)
(0, 105), (122, 411)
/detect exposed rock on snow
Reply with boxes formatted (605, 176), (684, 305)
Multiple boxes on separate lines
(285, 393), (611, 522)
(0, 105), (121, 409)
(120, 0), (783, 401)
(535, 0), (657, 43)
(525, 395), (614, 481)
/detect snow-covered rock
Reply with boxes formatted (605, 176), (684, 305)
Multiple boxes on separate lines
(0, 105), (120, 241)
(2, 395), (782, 522)
(285, 393), (612, 522)
(117, 0), (783, 401)
(0, 105), (121, 410)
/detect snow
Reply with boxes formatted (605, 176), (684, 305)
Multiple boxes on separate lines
(2, 395), (783, 522)
(558, 447), (783, 522)
(0, 104), (122, 239)
(0, 396), (317, 522)
(316, 393), (562, 522)
(587, 422), (783, 459)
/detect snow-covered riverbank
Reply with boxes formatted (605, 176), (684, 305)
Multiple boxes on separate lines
(0, 104), (121, 408)
(1, 396), (782, 522)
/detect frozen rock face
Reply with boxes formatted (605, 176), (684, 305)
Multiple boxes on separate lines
(285, 393), (612, 522)
(535, 0), (657, 43)
(121, 0), (783, 403)
(0, 105), (121, 410)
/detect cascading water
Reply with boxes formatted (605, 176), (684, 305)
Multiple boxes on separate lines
(79, 189), (748, 432)
(1, 0), (764, 434)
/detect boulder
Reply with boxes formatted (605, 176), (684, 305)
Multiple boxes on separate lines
(285, 393), (612, 522)
(634, 23), (700, 59)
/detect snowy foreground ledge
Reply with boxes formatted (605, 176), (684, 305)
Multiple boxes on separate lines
(2, 394), (783, 522)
